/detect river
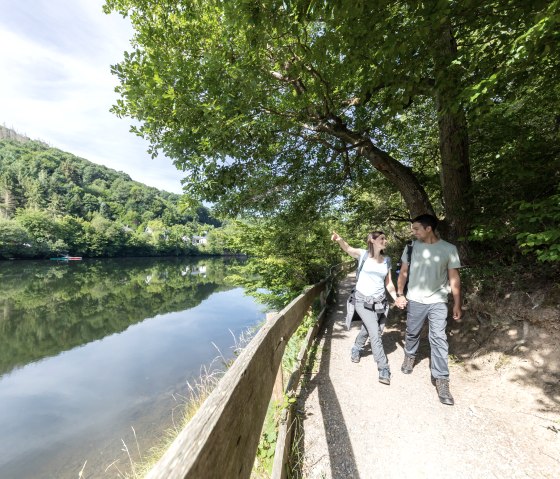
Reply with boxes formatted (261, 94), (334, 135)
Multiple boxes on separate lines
(0, 256), (266, 478)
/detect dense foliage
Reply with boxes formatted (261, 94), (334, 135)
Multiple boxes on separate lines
(224, 214), (342, 307)
(0, 135), (224, 259)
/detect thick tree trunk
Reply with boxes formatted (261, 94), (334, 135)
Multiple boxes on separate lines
(315, 119), (435, 218)
(433, 24), (473, 245)
(359, 142), (435, 218)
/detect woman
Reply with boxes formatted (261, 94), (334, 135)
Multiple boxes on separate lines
(331, 230), (398, 385)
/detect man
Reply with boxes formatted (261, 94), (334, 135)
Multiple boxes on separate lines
(394, 214), (462, 405)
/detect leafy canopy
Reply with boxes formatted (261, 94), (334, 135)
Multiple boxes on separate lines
(104, 0), (560, 263)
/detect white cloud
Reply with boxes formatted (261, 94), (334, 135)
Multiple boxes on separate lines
(0, 0), (185, 193)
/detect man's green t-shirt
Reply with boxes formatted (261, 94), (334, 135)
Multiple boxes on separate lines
(401, 239), (461, 304)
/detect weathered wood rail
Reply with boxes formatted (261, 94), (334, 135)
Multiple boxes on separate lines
(146, 262), (352, 479)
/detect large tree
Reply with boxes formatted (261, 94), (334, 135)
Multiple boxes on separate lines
(105, 0), (556, 241)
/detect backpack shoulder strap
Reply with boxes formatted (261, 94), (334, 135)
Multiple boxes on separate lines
(356, 250), (368, 280)
(406, 241), (414, 264)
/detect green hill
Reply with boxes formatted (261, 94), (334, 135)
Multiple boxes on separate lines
(0, 126), (220, 259)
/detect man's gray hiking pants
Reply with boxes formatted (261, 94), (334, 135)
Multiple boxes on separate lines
(404, 300), (450, 379)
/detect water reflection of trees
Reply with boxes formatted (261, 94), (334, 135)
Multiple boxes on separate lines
(0, 257), (245, 376)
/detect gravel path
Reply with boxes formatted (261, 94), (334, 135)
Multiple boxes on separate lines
(297, 276), (560, 479)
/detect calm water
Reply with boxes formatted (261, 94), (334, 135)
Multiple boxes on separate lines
(0, 257), (266, 479)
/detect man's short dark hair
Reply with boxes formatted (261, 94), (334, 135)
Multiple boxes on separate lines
(411, 214), (439, 231)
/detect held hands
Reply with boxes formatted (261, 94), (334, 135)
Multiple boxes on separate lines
(395, 296), (408, 309)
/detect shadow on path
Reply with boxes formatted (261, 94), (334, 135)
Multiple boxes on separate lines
(293, 280), (360, 478)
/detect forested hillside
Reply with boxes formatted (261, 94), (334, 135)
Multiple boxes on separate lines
(0, 128), (222, 259)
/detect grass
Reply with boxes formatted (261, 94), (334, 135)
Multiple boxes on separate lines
(252, 308), (321, 478)
(448, 353), (462, 365)
(494, 352), (512, 370)
(286, 325), (324, 479)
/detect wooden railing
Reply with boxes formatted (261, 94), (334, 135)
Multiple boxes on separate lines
(146, 262), (352, 479)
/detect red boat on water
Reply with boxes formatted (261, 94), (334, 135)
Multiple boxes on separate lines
(50, 255), (82, 261)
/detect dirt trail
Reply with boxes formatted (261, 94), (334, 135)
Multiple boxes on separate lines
(296, 276), (560, 479)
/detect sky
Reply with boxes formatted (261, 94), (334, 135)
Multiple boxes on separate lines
(0, 0), (185, 194)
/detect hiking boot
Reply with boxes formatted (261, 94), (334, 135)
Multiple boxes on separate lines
(435, 378), (454, 405)
(350, 348), (361, 363)
(378, 368), (391, 385)
(401, 355), (415, 374)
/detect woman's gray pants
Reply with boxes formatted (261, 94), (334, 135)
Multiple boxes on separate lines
(352, 293), (389, 371)
(353, 318), (385, 351)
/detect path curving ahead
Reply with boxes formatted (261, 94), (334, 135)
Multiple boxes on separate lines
(296, 275), (560, 479)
